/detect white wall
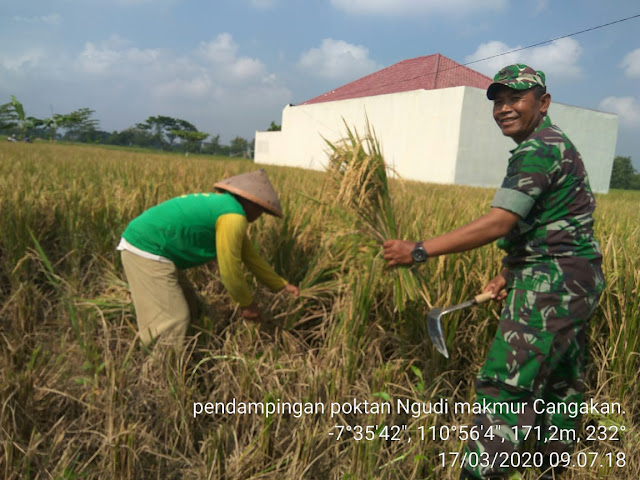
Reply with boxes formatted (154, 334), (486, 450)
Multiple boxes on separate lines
(545, 103), (618, 193)
(255, 86), (617, 193)
(455, 88), (513, 187)
(453, 87), (618, 193)
(256, 88), (466, 184)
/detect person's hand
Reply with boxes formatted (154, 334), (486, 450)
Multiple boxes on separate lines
(383, 239), (415, 267)
(241, 302), (262, 321)
(484, 272), (508, 301)
(281, 283), (299, 298)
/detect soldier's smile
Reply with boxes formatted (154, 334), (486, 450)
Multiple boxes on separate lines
(492, 87), (549, 144)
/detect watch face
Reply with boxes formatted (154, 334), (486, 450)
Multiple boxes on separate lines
(412, 245), (427, 262)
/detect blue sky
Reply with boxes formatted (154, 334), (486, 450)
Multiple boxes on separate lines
(1, 0), (639, 167)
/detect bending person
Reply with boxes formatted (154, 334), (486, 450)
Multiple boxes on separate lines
(119, 169), (299, 348)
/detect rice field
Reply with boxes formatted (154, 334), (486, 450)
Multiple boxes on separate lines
(0, 140), (638, 479)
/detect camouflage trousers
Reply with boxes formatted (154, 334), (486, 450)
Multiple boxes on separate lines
(461, 289), (601, 479)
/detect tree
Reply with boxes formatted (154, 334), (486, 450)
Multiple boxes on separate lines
(1, 96), (42, 140)
(41, 115), (59, 141)
(0, 102), (18, 131)
(9, 96), (27, 139)
(107, 127), (155, 147)
(35, 107), (66, 142)
(137, 116), (197, 150)
(137, 116), (175, 149)
(229, 136), (250, 158)
(609, 156), (637, 190)
(202, 134), (229, 155)
(171, 129), (209, 156)
(57, 108), (99, 142)
(78, 129), (111, 144)
(41, 105), (77, 142)
(267, 121), (281, 131)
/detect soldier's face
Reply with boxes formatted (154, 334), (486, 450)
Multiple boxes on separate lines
(492, 87), (550, 143)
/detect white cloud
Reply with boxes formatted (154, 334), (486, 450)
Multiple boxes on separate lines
(229, 57), (265, 80)
(41, 32), (288, 138)
(233, 81), (292, 108)
(72, 33), (271, 87)
(12, 13), (63, 25)
(74, 40), (160, 75)
(198, 34), (238, 64)
(101, 34), (134, 50)
(197, 34), (266, 80)
(0, 30), (290, 140)
(298, 38), (381, 80)
(75, 42), (118, 74)
(599, 96), (640, 127)
(1, 49), (45, 70)
(464, 37), (583, 80)
(621, 48), (640, 78)
(331, 0), (506, 15)
(153, 75), (215, 99)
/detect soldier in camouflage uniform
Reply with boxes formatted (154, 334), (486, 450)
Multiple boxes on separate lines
(383, 64), (604, 479)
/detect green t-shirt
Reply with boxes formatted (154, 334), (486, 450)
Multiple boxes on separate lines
(491, 116), (605, 295)
(122, 192), (245, 269)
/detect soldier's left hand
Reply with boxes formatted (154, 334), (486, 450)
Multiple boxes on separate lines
(484, 272), (508, 300)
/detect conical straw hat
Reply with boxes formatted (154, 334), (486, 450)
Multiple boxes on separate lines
(214, 169), (283, 218)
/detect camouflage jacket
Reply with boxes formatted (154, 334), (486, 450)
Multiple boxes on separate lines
(491, 116), (605, 295)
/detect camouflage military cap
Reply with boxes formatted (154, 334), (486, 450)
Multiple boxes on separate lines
(486, 64), (546, 100)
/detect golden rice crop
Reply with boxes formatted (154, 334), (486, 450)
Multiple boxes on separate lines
(324, 121), (420, 312)
(0, 140), (638, 479)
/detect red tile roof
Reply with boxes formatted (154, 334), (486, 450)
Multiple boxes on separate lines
(301, 54), (493, 105)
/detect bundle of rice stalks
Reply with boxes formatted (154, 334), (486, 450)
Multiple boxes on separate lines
(324, 119), (419, 311)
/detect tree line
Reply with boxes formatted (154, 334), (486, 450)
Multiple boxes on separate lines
(0, 95), (281, 157)
(609, 156), (640, 190)
(3, 95), (634, 185)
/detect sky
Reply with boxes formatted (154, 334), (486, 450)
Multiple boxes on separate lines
(1, 0), (639, 167)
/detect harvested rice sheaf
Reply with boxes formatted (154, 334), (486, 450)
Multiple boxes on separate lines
(324, 120), (419, 311)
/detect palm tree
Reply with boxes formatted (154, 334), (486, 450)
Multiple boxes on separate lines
(8, 96), (41, 140)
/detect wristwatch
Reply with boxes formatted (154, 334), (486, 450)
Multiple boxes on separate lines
(411, 242), (428, 263)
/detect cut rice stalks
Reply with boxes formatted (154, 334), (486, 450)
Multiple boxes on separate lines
(324, 119), (419, 311)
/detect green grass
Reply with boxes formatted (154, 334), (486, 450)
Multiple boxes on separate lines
(0, 141), (638, 479)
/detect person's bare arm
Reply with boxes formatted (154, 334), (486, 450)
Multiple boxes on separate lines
(383, 207), (519, 267)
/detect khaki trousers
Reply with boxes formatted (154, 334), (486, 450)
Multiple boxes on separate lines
(121, 250), (197, 347)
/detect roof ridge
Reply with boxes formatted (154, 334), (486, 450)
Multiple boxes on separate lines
(300, 53), (492, 106)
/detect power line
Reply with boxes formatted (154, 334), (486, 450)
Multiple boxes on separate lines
(463, 13), (640, 67)
(302, 13), (640, 103)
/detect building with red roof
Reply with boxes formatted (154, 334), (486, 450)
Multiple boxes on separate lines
(301, 54), (492, 105)
(255, 54), (617, 193)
